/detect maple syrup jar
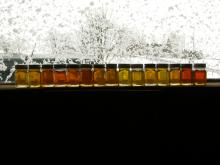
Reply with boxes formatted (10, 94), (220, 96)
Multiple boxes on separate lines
(193, 64), (207, 86)
(66, 64), (80, 87)
(15, 64), (28, 88)
(41, 64), (54, 87)
(131, 64), (144, 86)
(106, 64), (118, 86)
(169, 64), (181, 86)
(93, 64), (106, 87)
(118, 64), (131, 86)
(181, 64), (192, 86)
(28, 64), (41, 88)
(80, 64), (93, 87)
(144, 64), (157, 86)
(157, 64), (169, 86)
(54, 64), (67, 87)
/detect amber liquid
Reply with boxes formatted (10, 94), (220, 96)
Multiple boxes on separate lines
(28, 70), (41, 88)
(15, 70), (28, 88)
(80, 69), (93, 87)
(118, 69), (131, 86)
(67, 69), (80, 87)
(106, 69), (118, 86)
(194, 70), (207, 85)
(54, 70), (66, 87)
(41, 70), (54, 87)
(132, 70), (144, 86)
(145, 69), (157, 86)
(170, 70), (181, 86)
(93, 69), (105, 87)
(157, 69), (169, 86)
(181, 69), (192, 85)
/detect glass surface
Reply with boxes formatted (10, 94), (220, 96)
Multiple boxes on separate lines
(0, 0), (220, 84)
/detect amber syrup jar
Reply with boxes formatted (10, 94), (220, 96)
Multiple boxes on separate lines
(169, 64), (181, 86)
(66, 64), (80, 87)
(118, 64), (131, 87)
(193, 64), (207, 86)
(181, 64), (192, 86)
(93, 64), (106, 87)
(54, 64), (67, 87)
(80, 64), (93, 87)
(28, 64), (41, 88)
(157, 64), (169, 86)
(15, 64), (28, 88)
(106, 64), (118, 86)
(144, 64), (157, 86)
(131, 64), (144, 86)
(41, 64), (54, 87)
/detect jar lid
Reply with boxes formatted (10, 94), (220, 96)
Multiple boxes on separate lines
(67, 64), (80, 68)
(15, 64), (28, 69)
(106, 64), (117, 68)
(157, 64), (169, 68)
(80, 64), (93, 68)
(118, 64), (130, 68)
(131, 64), (143, 68)
(94, 64), (105, 68)
(170, 64), (181, 68)
(145, 64), (156, 68)
(181, 64), (192, 68)
(194, 63), (206, 68)
(42, 64), (54, 69)
(54, 64), (67, 69)
(29, 64), (41, 69)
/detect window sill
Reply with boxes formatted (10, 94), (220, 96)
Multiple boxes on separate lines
(0, 79), (220, 90)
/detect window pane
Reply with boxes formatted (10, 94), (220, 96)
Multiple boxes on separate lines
(0, 0), (220, 83)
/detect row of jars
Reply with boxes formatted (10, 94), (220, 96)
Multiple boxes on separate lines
(15, 63), (207, 88)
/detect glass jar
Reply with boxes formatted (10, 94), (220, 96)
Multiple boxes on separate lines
(157, 64), (169, 86)
(144, 64), (157, 86)
(80, 64), (93, 87)
(15, 64), (28, 88)
(181, 64), (192, 86)
(106, 64), (118, 86)
(54, 64), (67, 87)
(131, 64), (144, 86)
(93, 64), (106, 87)
(118, 64), (131, 86)
(28, 64), (41, 88)
(66, 64), (80, 87)
(41, 64), (54, 87)
(169, 64), (181, 86)
(193, 63), (207, 86)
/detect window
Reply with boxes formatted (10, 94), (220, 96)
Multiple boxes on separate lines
(0, 0), (220, 83)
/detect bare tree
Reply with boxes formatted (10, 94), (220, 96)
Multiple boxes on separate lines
(76, 8), (147, 63)
(182, 49), (204, 63)
(47, 30), (77, 61)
